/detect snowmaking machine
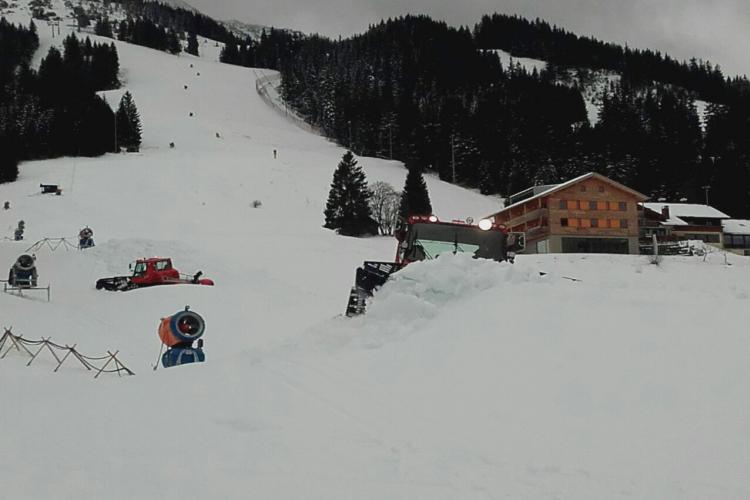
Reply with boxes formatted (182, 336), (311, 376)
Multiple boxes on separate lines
(78, 227), (95, 249)
(4, 254), (50, 301)
(157, 306), (206, 368)
(96, 257), (214, 291)
(345, 215), (525, 316)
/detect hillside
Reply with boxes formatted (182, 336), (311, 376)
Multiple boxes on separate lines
(2, 3), (750, 500)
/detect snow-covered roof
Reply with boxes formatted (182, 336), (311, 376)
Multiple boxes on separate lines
(723, 219), (750, 235)
(641, 203), (730, 220)
(490, 172), (647, 216)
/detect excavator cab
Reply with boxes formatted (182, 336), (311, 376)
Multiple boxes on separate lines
(395, 217), (510, 264)
(346, 216), (523, 316)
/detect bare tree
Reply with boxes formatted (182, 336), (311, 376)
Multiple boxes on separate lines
(369, 181), (400, 235)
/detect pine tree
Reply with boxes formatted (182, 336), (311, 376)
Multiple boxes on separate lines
(116, 91), (142, 152)
(186, 32), (199, 56)
(167, 31), (181, 54)
(95, 18), (114, 38)
(324, 151), (375, 236)
(0, 135), (19, 183)
(399, 165), (433, 218)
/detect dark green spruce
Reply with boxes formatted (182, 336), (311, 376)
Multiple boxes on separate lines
(324, 151), (375, 236)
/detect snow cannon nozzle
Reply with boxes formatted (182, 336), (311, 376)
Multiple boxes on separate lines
(158, 309), (205, 347)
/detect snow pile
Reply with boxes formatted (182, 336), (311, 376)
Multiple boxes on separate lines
(367, 254), (534, 324)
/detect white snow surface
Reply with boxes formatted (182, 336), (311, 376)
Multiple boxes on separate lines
(494, 49), (548, 74)
(2, 6), (750, 499)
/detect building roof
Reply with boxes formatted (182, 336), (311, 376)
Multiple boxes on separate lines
(641, 203), (730, 221)
(640, 205), (688, 226)
(489, 172), (648, 216)
(723, 219), (750, 235)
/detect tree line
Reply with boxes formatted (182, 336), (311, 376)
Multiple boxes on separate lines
(473, 13), (750, 104)
(0, 19), (140, 183)
(217, 14), (750, 218)
(97, 0), (259, 58)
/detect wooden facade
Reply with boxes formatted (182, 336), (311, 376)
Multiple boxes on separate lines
(489, 173), (648, 254)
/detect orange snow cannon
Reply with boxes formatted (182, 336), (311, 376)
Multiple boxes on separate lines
(158, 307), (206, 348)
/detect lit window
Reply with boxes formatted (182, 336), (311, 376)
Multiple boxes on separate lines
(567, 200), (577, 210)
(569, 218), (580, 228)
(597, 201), (608, 211)
(610, 219), (621, 229)
(581, 219), (591, 228)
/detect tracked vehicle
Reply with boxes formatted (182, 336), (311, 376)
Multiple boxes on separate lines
(96, 257), (214, 291)
(345, 215), (524, 316)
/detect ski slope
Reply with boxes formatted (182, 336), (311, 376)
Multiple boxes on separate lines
(2, 4), (750, 499)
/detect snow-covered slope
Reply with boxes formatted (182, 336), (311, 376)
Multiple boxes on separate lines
(222, 19), (272, 40)
(145, 0), (199, 13)
(494, 48), (548, 74)
(2, 5), (750, 500)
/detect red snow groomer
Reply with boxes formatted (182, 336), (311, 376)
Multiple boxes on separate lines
(345, 215), (525, 316)
(96, 257), (214, 291)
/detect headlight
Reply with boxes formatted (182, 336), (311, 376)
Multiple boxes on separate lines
(428, 215), (438, 222)
(478, 219), (493, 230)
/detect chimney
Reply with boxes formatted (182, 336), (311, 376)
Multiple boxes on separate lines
(661, 205), (670, 219)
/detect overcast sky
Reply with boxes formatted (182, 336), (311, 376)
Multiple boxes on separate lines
(189, 0), (750, 77)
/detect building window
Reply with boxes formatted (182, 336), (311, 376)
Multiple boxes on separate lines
(559, 199), (566, 209)
(569, 218), (580, 228)
(620, 219), (628, 228)
(581, 218), (591, 228)
(591, 219), (598, 228)
(610, 219), (621, 229)
(561, 218), (568, 227)
(589, 201), (597, 210)
(567, 200), (577, 210)
(597, 201), (608, 211)
(619, 201), (627, 211)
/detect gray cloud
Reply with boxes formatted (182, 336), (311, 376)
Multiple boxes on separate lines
(190, 0), (750, 77)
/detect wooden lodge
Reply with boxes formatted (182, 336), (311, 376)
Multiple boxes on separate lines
(488, 172), (648, 254)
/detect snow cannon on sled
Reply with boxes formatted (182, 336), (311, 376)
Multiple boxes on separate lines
(4, 254), (50, 301)
(8, 254), (38, 287)
(96, 257), (214, 291)
(158, 306), (206, 368)
(345, 215), (525, 316)
(78, 227), (95, 249)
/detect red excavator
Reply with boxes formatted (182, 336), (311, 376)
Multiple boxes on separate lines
(345, 215), (524, 316)
(96, 257), (214, 291)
